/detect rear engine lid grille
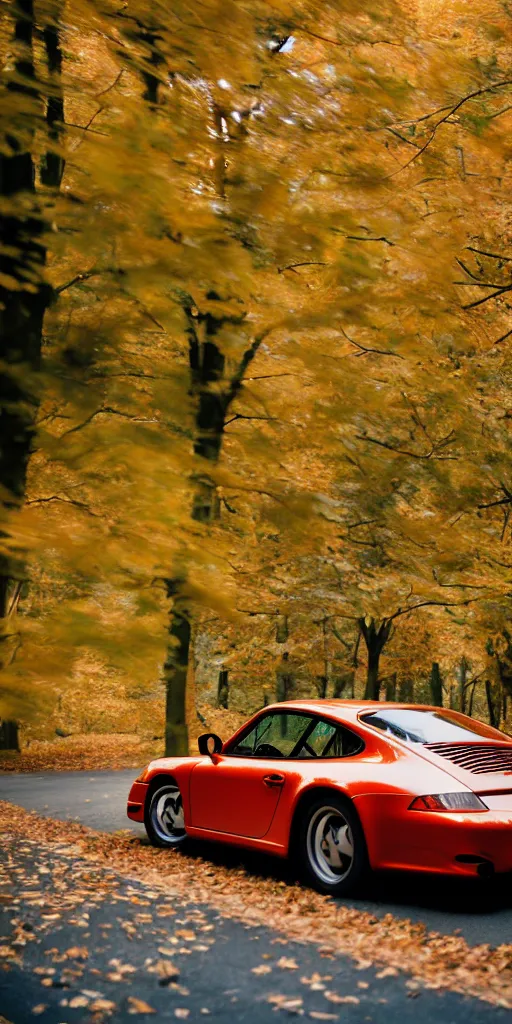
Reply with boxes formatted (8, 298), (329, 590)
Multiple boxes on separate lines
(424, 742), (512, 774)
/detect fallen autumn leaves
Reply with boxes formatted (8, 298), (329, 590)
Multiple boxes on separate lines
(0, 735), (160, 774)
(0, 801), (511, 1010)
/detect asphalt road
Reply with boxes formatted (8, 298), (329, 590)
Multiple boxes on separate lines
(1, 832), (510, 1024)
(1, 769), (512, 948)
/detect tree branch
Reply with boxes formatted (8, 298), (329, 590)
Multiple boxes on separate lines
(355, 431), (456, 460)
(55, 269), (99, 294)
(223, 328), (273, 411)
(462, 284), (512, 310)
(392, 80), (512, 173)
(278, 261), (327, 273)
(62, 407), (160, 436)
(466, 246), (512, 262)
(26, 495), (101, 517)
(340, 326), (404, 359)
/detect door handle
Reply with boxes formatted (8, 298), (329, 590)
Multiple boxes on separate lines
(263, 773), (285, 788)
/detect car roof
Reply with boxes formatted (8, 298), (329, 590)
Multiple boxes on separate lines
(261, 699), (442, 721)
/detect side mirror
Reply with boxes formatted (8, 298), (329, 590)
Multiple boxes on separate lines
(198, 733), (223, 761)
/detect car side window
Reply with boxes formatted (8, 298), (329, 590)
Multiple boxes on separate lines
(227, 713), (364, 759)
(229, 713), (314, 758)
(294, 719), (363, 758)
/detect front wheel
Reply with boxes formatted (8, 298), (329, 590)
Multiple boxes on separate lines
(145, 781), (188, 848)
(297, 794), (368, 896)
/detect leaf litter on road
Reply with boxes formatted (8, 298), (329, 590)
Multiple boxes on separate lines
(1, 800), (511, 1011)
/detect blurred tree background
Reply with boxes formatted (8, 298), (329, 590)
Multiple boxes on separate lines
(1, 0), (512, 762)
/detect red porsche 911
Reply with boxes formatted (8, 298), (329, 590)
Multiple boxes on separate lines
(127, 700), (512, 895)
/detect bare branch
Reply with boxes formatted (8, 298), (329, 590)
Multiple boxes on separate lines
(55, 269), (99, 294)
(494, 327), (512, 346)
(26, 495), (101, 517)
(345, 235), (394, 245)
(223, 327), (273, 410)
(432, 569), (487, 590)
(340, 326), (404, 360)
(386, 597), (473, 623)
(62, 406), (160, 436)
(278, 261), (327, 274)
(462, 284), (512, 310)
(224, 413), (276, 426)
(355, 430), (457, 460)
(392, 80), (512, 173)
(466, 246), (512, 262)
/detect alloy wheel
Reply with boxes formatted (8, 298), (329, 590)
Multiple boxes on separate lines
(306, 804), (354, 885)
(149, 783), (186, 845)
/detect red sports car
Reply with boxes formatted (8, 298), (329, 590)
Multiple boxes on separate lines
(127, 700), (512, 895)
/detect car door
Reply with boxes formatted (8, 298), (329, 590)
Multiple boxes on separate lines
(189, 712), (314, 839)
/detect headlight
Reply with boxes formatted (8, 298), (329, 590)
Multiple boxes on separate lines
(409, 792), (488, 812)
(135, 767), (150, 783)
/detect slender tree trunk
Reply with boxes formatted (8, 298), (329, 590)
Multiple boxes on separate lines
(468, 679), (477, 718)
(385, 672), (397, 702)
(360, 618), (392, 701)
(398, 678), (414, 702)
(315, 675), (328, 699)
(485, 678), (499, 728)
(40, 1), (65, 188)
(162, 294), (265, 754)
(164, 596), (190, 756)
(458, 656), (469, 714)
(429, 661), (443, 707)
(276, 652), (294, 702)
(0, 0), (53, 748)
(217, 668), (229, 709)
(276, 614), (288, 644)
(332, 669), (354, 699)
(365, 648), (380, 701)
(321, 616), (330, 697)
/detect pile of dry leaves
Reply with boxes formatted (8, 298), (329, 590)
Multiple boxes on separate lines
(0, 734), (160, 773)
(0, 801), (510, 1009)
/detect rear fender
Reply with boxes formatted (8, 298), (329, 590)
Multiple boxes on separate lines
(286, 783), (358, 856)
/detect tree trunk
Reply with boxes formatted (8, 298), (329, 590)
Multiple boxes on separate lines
(162, 293), (265, 755)
(276, 614), (288, 644)
(457, 656), (469, 713)
(0, 720), (19, 752)
(468, 679), (477, 718)
(0, 0), (53, 747)
(365, 649), (380, 701)
(40, 2), (65, 189)
(276, 652), (295, 702)
(315, 675), (328, 699)
(164, 598), (190, 756)
(332, 669), (354, 699)
(429, 661), (443, 707)
(217, 668), (229, 709)
(384, 673), (397, 702)
(485, 678), (499, 728)
(360, 617), (392, 701)
(398, 678), (414, 702)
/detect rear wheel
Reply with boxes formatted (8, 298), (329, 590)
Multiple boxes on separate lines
(297, 793), (368, 896)
(145, 780), (188, 848)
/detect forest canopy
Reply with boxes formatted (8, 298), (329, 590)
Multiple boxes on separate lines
(1, 0), (512, 754)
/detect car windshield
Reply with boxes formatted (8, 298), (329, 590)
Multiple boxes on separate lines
(361, 708), (511, 745)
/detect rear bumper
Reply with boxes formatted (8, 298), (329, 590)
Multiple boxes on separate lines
(127, 781), (148, 823)
(357, 795), (512, 876)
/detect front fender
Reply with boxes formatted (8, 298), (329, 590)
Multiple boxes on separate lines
(127, 756), (207, 826)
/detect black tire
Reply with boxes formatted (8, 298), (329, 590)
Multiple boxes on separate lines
(296, 792), (369, 896)
(144, 779), (188, 849)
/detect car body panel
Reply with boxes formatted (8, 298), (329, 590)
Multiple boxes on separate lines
(127, 700), (512, 877)
(189, 757), (284, 838)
